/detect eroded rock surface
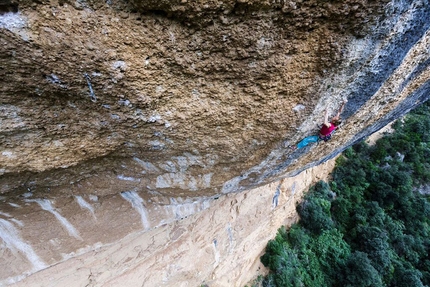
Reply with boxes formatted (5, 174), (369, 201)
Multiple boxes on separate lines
(0, 0), (405, 195)
(1, 157), (337, 286)
(1, 0), (430, 285)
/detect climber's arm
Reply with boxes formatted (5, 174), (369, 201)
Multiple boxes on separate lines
(323, 109), (330, 127)
(336, 101), (347, 117)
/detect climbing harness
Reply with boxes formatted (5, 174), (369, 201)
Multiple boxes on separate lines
(319, 130), (336, 142)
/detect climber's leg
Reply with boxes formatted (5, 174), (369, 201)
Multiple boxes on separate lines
(296, 135), (319, 149)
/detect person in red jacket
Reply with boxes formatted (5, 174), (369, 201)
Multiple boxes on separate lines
(291, 100), (347, 149)
(319, 100), (346, 141)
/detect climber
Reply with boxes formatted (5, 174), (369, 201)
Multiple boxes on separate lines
(291, 100), (347, 149)
(319, 100), (346, 141)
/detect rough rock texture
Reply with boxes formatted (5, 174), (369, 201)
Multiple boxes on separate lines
(1, 0), (430, 285)
(1, 0), (396, 195)
(1, 157), (337, 286)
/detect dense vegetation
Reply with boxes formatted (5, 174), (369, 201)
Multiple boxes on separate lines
(260, 101), (430, 287)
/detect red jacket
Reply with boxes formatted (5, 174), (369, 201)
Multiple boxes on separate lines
(320, 123), (337, 137)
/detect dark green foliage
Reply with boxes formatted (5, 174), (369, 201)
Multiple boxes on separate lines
(341, 251), (384, 287)
(391, 260), (425, 287)
(261, 225), (329, 287)
(296, 181), (336, 234)
(354, 225), (392, 275)
(296, 197), (333, 234)
(261, 101), (430, 286)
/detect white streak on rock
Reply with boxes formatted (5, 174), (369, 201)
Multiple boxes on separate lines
(0, 12), (25, 28)
(212, 239), (220, 267)
(203, 173), (213, 187)
(0, 211), (11, 217)
(21, 192), (33, 198)
(227, 223), (234, 253)
(149, 140), (165, 150)
(0, 218), (46, 270)
(291, 182), (297, 195)
(75, 196), (96, 219)
(148, 113), (162, 122)
(154, 176), (168, 189)
(202, 199), (211, 210)
(2, 274), (27, 286)
(120, 191), (150, 230)
(173, 156), (188, 171)
(0, 13), (27, 42)
(29, 199), (82, 240)
(188, 177), (197, 191)
(272, 187), (280, 209)
(293, 104), (305, 112)
(112, 60), (127, 71)
(117, 175), (140, 182)
(10, 218), (24, 227)
(184, 152), (202, 166)
(133, 157), (160, 173)
(1, 151), (15, 158)
(159, 161), (177, 172)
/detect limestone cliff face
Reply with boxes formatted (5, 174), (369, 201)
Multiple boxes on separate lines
(1, 0), (429, 196)
(1, 0), (430, 285)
